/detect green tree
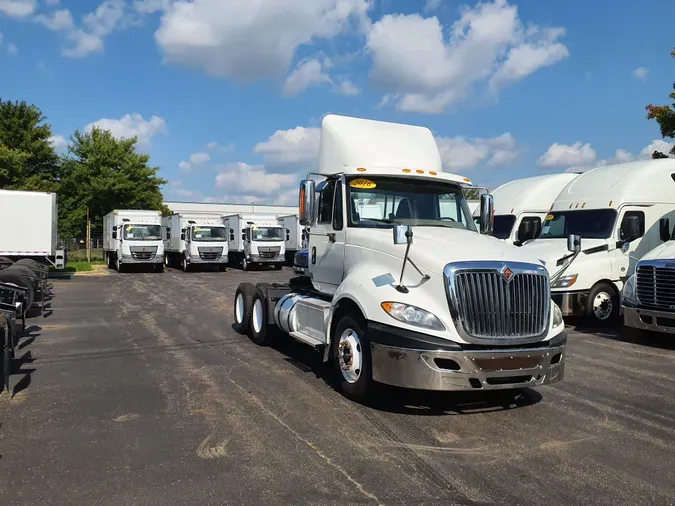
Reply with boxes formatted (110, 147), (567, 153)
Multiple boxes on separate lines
(645, 48), (675, 158)
(0, 98), (60, 190)
(58, 128), (167, 237)
(463, 187), (483, 200)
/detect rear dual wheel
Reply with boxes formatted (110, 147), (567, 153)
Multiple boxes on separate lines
(232, 282), (278, 346)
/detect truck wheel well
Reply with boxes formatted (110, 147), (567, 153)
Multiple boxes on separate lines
(332, 298), (365, 329)
(591, 279), (619, 297)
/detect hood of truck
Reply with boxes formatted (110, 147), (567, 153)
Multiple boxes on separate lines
(348, 226), (544, 272)
(638, 240), (675, 262)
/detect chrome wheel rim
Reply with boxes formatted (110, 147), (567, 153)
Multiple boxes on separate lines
(338, 328), (362, 383)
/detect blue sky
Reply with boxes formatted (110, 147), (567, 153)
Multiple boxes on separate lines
(1, 0), (674, 205)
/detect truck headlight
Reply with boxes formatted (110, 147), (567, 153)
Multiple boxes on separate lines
(622, 274), (636, 305)
(552, 302), (563, 328)
(552, 273), (578, 289)
(381, 302), (445, 331)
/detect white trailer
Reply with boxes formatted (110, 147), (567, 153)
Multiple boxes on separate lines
(103, 209), (164, 272)
(523, 158), (675, 324)
(223, 214), (285, 271)
(478, 173), (581, 245)
(162, 212), (228, 271)
(277, 214), (305, 265)
(231, 114), (567, 403)
(0, 189), (65, 268)
(622, 225), (675, 334)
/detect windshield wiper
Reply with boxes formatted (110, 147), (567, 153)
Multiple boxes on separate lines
(364, 218), (401, 225)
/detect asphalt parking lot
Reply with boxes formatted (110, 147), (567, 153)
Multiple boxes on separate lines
(0, 267), (674, 505)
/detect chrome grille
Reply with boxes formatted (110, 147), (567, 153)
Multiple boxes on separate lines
(198, 247), (223, 261)
(130, 246), (157, 261)
(445, 262), (550, 341)
(258, 246), (281, 259)
(636, 263), (675, 310)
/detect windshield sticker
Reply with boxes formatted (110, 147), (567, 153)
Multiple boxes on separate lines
(125, 225), (133, 231)
(194, 227), (201, 232)
(350, 178), (377, 189)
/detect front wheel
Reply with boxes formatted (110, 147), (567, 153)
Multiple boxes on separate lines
(586, 282), (619, 325)
(181, 256), (189, 272)
(241, 257), (249, 271)
(116, 256), (123, 273)
(332, 314), (374, 403)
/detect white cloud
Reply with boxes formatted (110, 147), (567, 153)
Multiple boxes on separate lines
(205, 141), (235, 152)
(424, 0), (442, 11)
(334, 78), (360, 95)
(85, 113), (167, 146)
(215, 162), (298, 200)
(7, 42), (17, 54)
(436, 132), (519, 171)
(0, 0), (36, 18)
(48, 135), (68, 151)
(366, 0), (569, 113)
(206, 142), (218, 149)
(640, 139), (673, 158)
(46, 0), (60, 4)
(132, 0), (169, 14)
(253, 126), (320, 171)
(282, 58), (332, 96)
(153, 0), (371, 82)
(166, 180), (201, 200)
(34, 8), (74, 31)
(537, 142), (597, 168)
(178, 151), (211, 173)
(632, 66), (649, 80)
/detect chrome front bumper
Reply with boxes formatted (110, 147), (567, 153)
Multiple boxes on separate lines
(121, 256), (163, 264)
(370, 339), (566, 392)
(623, 305), (675, 335)
(249, 254), (283, 264)
(187, 256), (228, 264)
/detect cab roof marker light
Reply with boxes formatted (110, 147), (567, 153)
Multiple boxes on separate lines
(356, 167), (366, 172)
(416, 169), (424, 174)
(609, 200), (613, 206)
(402, 168), (411, 173)
(429, 171), (437, 175)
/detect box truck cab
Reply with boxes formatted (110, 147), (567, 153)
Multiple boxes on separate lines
(103, 210), (164, 272)
(162, 212), (228, 271)
(523, 159), (675, 324)
(223, 214), (285, 271)
(277, 214), (306, 265)
(232, 114), (566, 402)
(478, 173), (581, 246)
(622, 223), (675, 334)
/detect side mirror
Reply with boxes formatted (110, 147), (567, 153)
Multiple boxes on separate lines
(166, 229), (171, 240)
(112, 229), (117, 239)
(479, 193), (494, 235)
(622, 215), (640, 242)
(567, 234), (581, 253)
(393, 225), (413, 245)
(517, 220), (535, 243)
(659, 218), (670, 242)
(242, 231), (246, 241)
(299, 179), (316, 226)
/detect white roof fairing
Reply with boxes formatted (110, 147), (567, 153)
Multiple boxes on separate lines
(489, 173), (581, 216)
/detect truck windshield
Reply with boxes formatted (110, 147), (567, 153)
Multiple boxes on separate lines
(123, 224), (161, 241)
(492, 215), (517, 239)
(539, 209), (617, 239)
(251, 227), (284, 241)
(346, 176), (477, 231)
(192, 226), (227, 242)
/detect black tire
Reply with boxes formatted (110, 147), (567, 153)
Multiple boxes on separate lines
(15, 259), (39, 272)
(248, 287), (279, 346)
(255, 282), (270, 291)
(233, 282), (255, 334)
(155, 263), (164, 273)
(0, 270), (35, 309)
(331, 313), (374, 403)
(586, 282), (619, 326)
(0, 256), (14, 266)
(181, 255), (190, 272)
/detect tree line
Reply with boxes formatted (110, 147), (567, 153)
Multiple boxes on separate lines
(0, 99), (167, 239)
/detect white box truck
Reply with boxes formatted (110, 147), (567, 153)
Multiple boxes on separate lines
(475, 173), (581, 246)
(523, 158), (675, 324)
(223, 214), (285, 271)
(103, 210), (164, 272)
(277, 214), (305, 265)
(162, 212), (228, 271)
(622, 225), (675, 334)
(0, 189), (65, 268)
(231, 114), (567, 402)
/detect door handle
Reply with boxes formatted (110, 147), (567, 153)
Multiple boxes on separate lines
(327, 233), (336, 243)
(311, 247), (316, 264)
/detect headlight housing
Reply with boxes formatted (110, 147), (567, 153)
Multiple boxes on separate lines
(622, 274), (636, 304)
(552, 273), (578, 289)
(381, 302), (445, 331)
(552, 302), (563, 328)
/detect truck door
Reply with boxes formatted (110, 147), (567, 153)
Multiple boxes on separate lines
(310, 179), (346, 290)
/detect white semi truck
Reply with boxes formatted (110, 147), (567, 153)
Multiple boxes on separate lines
(477, 173), (581, 246)
(0, 189), (65, 269)
(103, 209), (164, 272)
(523, 158), (675, 324)
(232, 114), (567, 402)
(222, 214), (285, 271)
(621, 223), (675, 334)
(162, 212), (229, 271)
(278, 214), (305, 265)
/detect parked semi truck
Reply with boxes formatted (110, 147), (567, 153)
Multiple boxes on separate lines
(478, 173), (581, 246)
(162, 212), (228, 271)
(523, 158), (675, 324)
(232, 114), (567, 402)
(621, 220), (675, 334)
(103, 210), (164, 272)
(0, 189), (65, 269)
(223, 214), (285, 271)
(278, 214), (305, 265)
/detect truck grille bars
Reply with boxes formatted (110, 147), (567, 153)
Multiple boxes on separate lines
(636, 262), (675, 310)
(130, 246), (157, 261)
(444, 261), (550, 344)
